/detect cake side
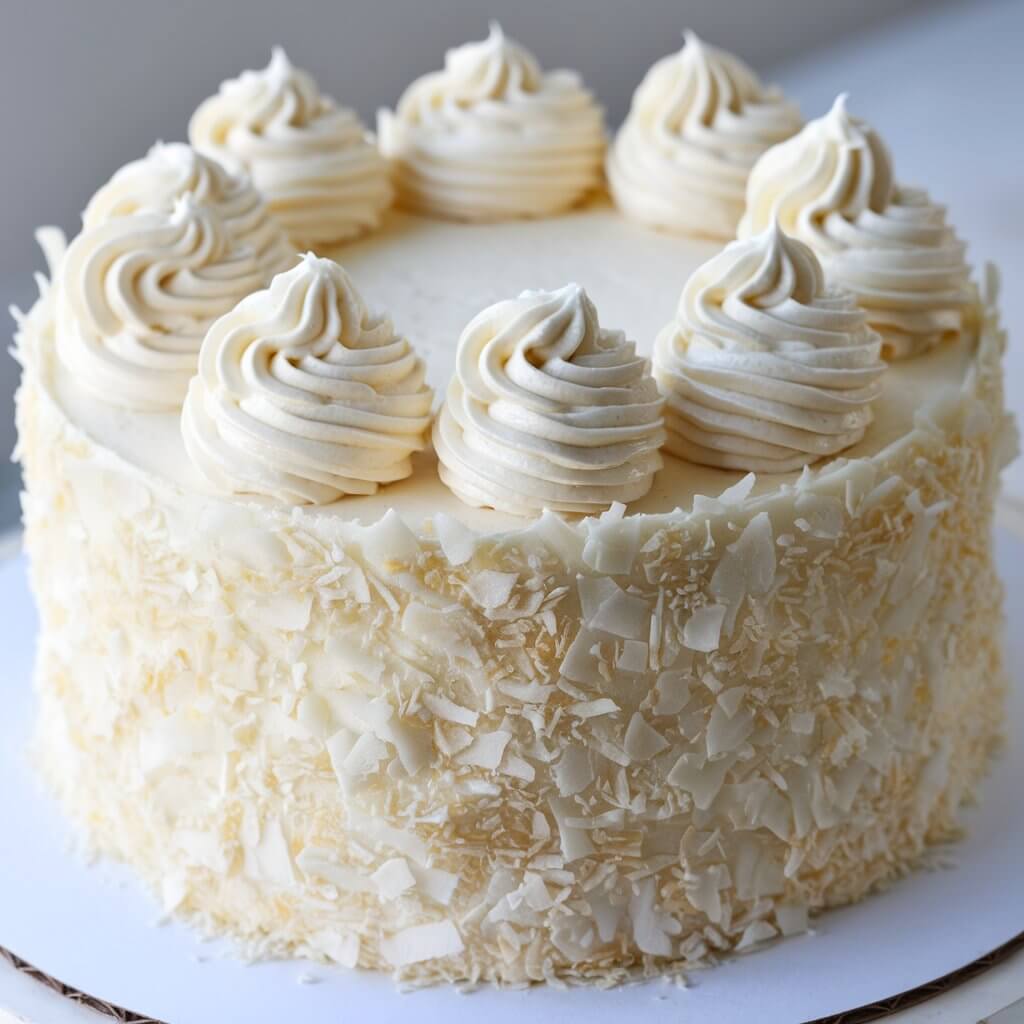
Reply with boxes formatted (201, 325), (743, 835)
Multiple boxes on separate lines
(14, 265), (1014, 983)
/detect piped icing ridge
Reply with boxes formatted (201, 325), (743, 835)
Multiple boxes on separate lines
(182, 253), (433, 504)
(653, 222), (886, 472)
(57, 195), (267, 411)
(378, 23), (605, 221)
(740, 96), (973, 359)
(433, 283), (664, 516)
(189, 48), (392, 248)
(607, 31), (801, 240)
(82, 141), (294, 276)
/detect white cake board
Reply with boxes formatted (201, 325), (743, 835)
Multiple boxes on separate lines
(1, 532), (1022, 1024)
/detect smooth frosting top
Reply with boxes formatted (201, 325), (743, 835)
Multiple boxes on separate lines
(189, 48), (392, 247)
(433, 283), (664, 516)
(378, 23), (605, 221)
(82, 141), (294, 275)
(739, 94), (894, 254)
(181, 253), (433, 504)
(607, 31), (801, 240)
(57, 195), (268, 411)
(654, 221), (886, 472)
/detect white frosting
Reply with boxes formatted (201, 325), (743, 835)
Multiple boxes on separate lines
(739, 94), (894, 253)
(653, 222), (886, 472)
(824, 185), (973, 359)
(182, 254), (433, 504)
(607, 31), (801, 240)
(189, 48), (392, 248)
(433, 283), (664, 516)
(57, 195), (268, 411)
(378, 24), (605, 221)
(740, 96), (973, 359)
(82, 141), (294, 276)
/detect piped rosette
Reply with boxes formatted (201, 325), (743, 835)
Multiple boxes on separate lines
(378, 23), (605, 221)
(607, 30), (801, 239)
(82, 141), (294, 277)
(57, 195), (268, 411)
(653, 222), (886, 472)
(433, 283), (665, 516)
(740, 95), (972, 358)
(190, 48), (392, 248)
(181, 254), (433, 504)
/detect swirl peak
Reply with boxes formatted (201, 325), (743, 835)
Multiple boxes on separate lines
(190, 49), (392, 247)
(433, 284), (664, 517)
(378, 31), (604, 221)
(607, 31), (801, 239)
(653, 222), (886, 472)
(181, 257), (433, 504)
(57, 193), (267, 411)
(739, 93), (894, 249)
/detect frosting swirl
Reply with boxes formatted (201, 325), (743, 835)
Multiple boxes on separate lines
(82, 141), (293, 276)
(433, 283), (664, 516)
(739, 94), (894, 254)
(57, 195), (268, 411)
(740, 96), (972, 358)
(189, 48), (392, 248)
(811, 186), (972, 359)
(182, 254), (433, 504)
(378, 24), (605, 221)
(607, 31), (801, 240)
(653, 222), (886, 472)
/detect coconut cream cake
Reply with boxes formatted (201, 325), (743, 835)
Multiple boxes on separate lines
(12, 27), (1016, 987)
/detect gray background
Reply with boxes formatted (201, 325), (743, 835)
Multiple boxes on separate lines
(0, 0), (1005, 527)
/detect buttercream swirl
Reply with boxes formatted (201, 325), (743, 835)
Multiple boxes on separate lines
(377, 23), (605, 221)
(740, 96), (972, 358)
(189, 48), (392, 248)
(57, 195), (268, 411)
(739, 94), (893, 254)
(82, 141), (294, 276)
(433, 283), (664, 516)
(607, 31), (801, 240)
(653, 222), (886, 472)
(182, 254), (433, 504)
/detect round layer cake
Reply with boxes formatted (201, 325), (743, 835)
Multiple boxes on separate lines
(13, 32), (1017, 987)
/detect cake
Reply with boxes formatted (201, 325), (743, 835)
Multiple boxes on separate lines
(12, 26), (1016, 988)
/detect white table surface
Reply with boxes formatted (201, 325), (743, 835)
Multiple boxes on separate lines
(3, 0), (1023, 1019)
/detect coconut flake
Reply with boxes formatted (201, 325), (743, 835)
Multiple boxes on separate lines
(577, 575), (622, 623)
(372, 857), (417, 900)
(433, 512), (477, 565)
(590, 589), (651, 640)
(422, 692), (479, 727)
(554, 747), (594, 796)
(312, 929), (360, 968)
(719, 473), (756, 505)
(668, 753), (731, 810)
(653, 673), (691, 716)
(736, 920), (778, 950)
(380, 921), (464, 966)
(358, 509), (420, 570)
(706, 705), (754, 757)
(455, 730), (511, 771)
(683, 605), (727, 653)
(465, 570), (517, 610)
(341, 733), (389, 779)
(616, 639), (649, 673)
(624, 713), (669, 761)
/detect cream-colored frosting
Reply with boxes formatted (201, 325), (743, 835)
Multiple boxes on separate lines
(82, 141), (294, 275)
(57, 195), (268, 412)
(434, 283), (664, 516)
(607, 31), (801, 240)
(739, 94), (893, 253)
(825, 185), (973, 359)
(189, 48), (392, 248)
(378, 23), (605, 221)
(182, 253), (433, 504)
(653, 222), (886, 472)
(739, 96), (973, 359)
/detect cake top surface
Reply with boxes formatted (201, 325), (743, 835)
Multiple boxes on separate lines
(45, 199), (978, 533)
